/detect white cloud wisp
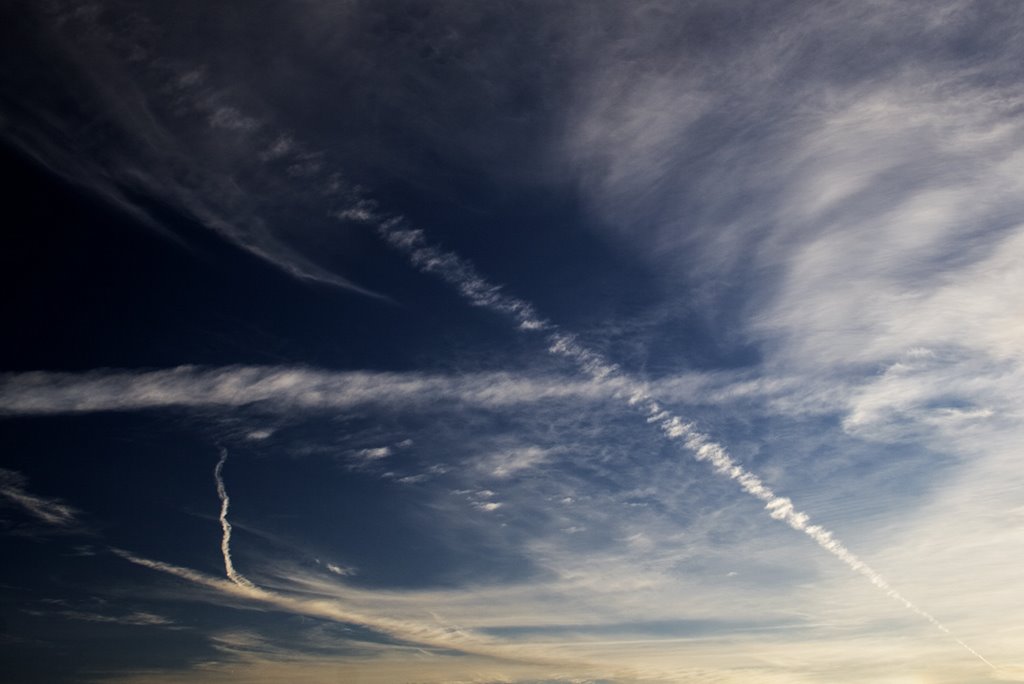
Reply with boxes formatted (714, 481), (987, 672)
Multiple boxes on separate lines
(0, 467), (80, 528)
(0, 366), (619, 416)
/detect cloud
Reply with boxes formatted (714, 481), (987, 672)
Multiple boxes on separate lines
(356, 447), (391, 461)
(0, 468), (79, 527)
(484, 11), (1024, 672)
(260, 135), (295, 161)
(0, 366), (620, 416)
(208, 107), (260, 132)
(54, 609), (177, 628)
(0, 2), (386, 299)
(382, 215), (995, 668)
(214, 449), (255, 589)
(107, 546), (599, 673)
(544, 3), (1024, 444)
(482, 446), (553, 478)
(105, 524), (1011, 683)
(378, 225), (550, 332)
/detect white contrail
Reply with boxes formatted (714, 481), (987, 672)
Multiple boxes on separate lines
(379, 222), (996, 670)
(214, 449), (256, 589)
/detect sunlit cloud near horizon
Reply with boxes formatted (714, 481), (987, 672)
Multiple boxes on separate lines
(2, 1), (1023, 682)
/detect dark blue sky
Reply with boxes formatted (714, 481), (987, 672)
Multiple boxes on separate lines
(2, 2), (1023, 682)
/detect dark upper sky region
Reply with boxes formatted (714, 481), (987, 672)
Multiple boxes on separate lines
(2, 2), (1023, 682)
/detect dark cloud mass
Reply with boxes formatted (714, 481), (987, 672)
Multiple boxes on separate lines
(2, 1), (1024, 682)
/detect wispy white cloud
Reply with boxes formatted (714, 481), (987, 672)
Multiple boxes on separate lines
(0, 365), (619, 416)
(54, 609), (177, 628)
(546, 5), (1024, 442)
(0, 2), (385, 298)
(325, 563), (355, 577)
(355, 447), (391, 461)
(107, 546), (611, 674)
(0, 468), (79, 527)
(480, 446), (554, 478)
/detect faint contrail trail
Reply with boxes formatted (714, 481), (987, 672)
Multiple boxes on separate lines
(214, 448), (256, 589)
(378, 222), (996, 671)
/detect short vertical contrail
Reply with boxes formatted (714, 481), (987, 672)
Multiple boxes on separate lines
(214, 449), (256, 589)
(379, 223), (995, 670)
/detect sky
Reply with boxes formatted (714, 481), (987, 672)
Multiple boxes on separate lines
(1, 1), (1023, 682)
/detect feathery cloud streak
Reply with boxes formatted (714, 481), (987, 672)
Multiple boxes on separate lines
(0, 1), (384, 298)
(0, 366), (619, 416)
(379, 223), (995, 669)
(0, 467), (80, 527)
(109, 546), (620, 677)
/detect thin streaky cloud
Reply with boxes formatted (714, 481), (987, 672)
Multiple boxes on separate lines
(0, 4), (387, 300)
(0, 468), (79, 527)
(0, 366), (620, 415)
(107, 547), (615, 677)
(325, 563), (354, 577)
(379, 222), (996, 671)
(50, 609), (177, 628)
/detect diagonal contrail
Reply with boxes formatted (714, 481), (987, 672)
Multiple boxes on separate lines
(214, 448), (256, 589)
(379, 222), (996, 671)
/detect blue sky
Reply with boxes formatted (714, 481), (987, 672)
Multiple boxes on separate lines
(2, 1), (1024, 682)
